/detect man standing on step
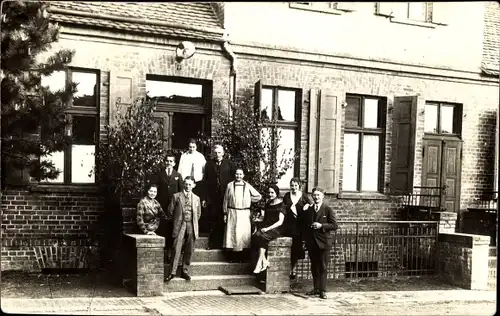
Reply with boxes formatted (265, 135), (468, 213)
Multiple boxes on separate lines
(166, 176), (201, 282)
(301, 187), (338, 300)
(151, 153), (183, 261)
(203, 144), (235, 250)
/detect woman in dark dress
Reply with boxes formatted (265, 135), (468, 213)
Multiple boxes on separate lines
(252, 184), (286, 274)
(282, 177), (312, 280)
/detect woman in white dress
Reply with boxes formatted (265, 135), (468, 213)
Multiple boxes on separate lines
(223, 168), (262, 262)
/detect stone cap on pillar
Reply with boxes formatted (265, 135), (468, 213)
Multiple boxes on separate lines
(438, 232), (490, 248)
(123, 233), (165, 248)
(269, 237), (293, 247)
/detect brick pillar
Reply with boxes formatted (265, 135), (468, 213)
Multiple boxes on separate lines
(434, 211), (457, 234)
(264, 237), (292, 294)
(122, 234), (165, 297)
(438, 232), (490, 290)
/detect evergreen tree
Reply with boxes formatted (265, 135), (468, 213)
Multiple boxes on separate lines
(1, 0), (76, 186)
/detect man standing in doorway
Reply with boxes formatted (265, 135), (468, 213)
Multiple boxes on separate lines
(151, 153), (183, 260)
(166, 176), (201, 282)
(302, 187), (338, 300)
(204, 144), (235, 250)
(178, 138), (206, 198)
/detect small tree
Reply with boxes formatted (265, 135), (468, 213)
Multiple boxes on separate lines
(1, 1), (76, 186)
(200, 99), (298, 194)
(95, 97), (166, 200)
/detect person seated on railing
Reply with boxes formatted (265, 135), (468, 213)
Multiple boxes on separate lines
(251, 184), (286, 277)
(136, 184), (168, 235)
(282, 177), (312, 281)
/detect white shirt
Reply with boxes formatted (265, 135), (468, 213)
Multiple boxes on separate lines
(178, 151), (206, 182)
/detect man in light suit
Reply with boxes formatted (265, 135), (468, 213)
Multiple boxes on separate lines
(166, 176), (201, 282)
(301, 187), (338, 299)
(151, 153), (183, 260)
(203, 144), (235, 250)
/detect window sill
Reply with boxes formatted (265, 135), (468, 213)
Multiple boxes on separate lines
(29, 183), (101, 194)
(289, 3), (350, 15)
(389, 17), (437, 28)
(338, 192), (388, 200)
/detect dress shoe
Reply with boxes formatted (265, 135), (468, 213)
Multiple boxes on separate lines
(165, 274), (174, 282)
(319, 291), (327, 299)
(289, 274), (297, 280)
(181, 272), (191, 281)
(306, 289), (319, 296)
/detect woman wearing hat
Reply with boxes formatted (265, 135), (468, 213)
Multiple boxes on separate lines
(252, 184), (286, 274)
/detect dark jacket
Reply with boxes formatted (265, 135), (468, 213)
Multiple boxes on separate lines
(204, 158), (235, 204)
(282, 192), (312, 237)
(301, 203), (338, 250)
(151, 167), (183, 211)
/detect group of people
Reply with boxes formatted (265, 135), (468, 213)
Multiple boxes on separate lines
(135, 139), (338, 299)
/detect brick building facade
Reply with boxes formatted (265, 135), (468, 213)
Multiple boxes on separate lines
(1, 2), (499, 271)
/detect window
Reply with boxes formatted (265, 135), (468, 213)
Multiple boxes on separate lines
(146, 79), (203, 105)
(343, 95), (386, 192)
(258, 86), (301, 189)
(424, 102), (461, 135)
(392, 2), (432, 22)
(289, 2), (355, 14)
(40, 68), (100, 184)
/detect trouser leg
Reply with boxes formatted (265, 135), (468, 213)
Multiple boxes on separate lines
(170, 222), (187, 276)
(308, 248), (320, 290)
(182, 222), (194, 274)
(318, 248), (330, 292)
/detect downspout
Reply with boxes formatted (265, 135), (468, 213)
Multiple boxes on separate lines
(222, 34), (237, 109)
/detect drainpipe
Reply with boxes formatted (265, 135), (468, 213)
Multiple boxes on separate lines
(222, 36), (237, 110)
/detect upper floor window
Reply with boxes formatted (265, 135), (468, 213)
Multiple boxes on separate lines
(343, 94), (387, 192)
(424, 102), (462, 135)
(289, 2), (356, 14)
(392, 2), (432, 22)
(40, 68), (100, 184)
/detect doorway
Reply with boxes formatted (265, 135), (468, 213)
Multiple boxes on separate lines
(421, 137), (462, 213)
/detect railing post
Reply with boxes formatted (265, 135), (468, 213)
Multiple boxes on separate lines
(355, 222), (359, 278)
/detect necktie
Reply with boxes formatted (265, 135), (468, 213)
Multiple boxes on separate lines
(190, 162), (195, 178)
(315, 204), (319, 212)
(167, 169), (171, 177)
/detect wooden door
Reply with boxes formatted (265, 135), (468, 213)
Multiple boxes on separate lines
(153, 111), (173, 151)
(421, 138), (462, 213)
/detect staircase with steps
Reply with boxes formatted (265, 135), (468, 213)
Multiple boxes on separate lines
(488, 246), (496, 290)
(163, 235), (258, 292)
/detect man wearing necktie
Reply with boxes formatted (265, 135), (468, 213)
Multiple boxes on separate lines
(203, 145), (235, 249)
(166, 176), (201, 282)
(150, 153), (183, 260)
(301, 187), (338, 299)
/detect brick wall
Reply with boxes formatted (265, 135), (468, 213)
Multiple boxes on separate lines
(1, 189), (104, 271)
(233, 54), (498, 214)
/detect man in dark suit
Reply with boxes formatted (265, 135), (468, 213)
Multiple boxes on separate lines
(301, 187), (338, 299)
(203, 144), (235, 250)
(151, 153), (183, 259)
(166, 176), (201, 281)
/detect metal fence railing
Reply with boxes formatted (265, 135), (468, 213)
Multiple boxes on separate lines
(295, 221), (439, 280)
(472, 190), (498, 211)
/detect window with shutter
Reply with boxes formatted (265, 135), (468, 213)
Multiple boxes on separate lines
(307, 89), (342, 193)
(376, 2), (445, 27)
(342, 94), (387, 193)
(389, 96), (418, 194)
(40, 68), (100, 185)
(254, 81), (301, 190)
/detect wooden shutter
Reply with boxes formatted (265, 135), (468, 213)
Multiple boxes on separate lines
(431, 2), (449, 25)
(336, 2), (357, 12)
(389, 96), (418, 194)
(109, 70), (137, 127)
(376, 2), (393, 16)
(307, 88), (320, 192)
(307, 89), (341, 193)
(254, 80), (262, 114)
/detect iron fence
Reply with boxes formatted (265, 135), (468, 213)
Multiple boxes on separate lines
(472, 190), (498, 210)
(295, 221), (439, 280)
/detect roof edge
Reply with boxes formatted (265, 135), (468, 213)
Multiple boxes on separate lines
(48, 6), (225, 37)
(481, 65), (500, 77)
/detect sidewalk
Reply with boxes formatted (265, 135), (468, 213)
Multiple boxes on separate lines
(1, 272), (497, 315)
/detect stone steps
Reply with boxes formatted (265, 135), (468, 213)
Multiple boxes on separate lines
(165, 261), (252, 276)
(163, 235), (257, 292)
(163, 274), (256, 292)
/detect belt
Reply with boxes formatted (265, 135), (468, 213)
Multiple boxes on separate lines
(228, 207), (250, 210)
